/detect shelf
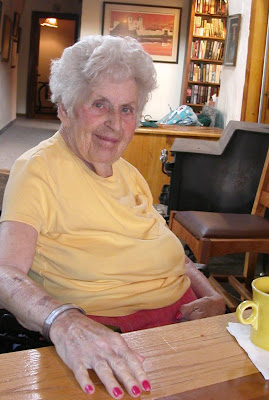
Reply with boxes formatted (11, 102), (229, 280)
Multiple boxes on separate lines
(188, 81), (220, 86)
(195, 12), (228, 18)
(193, 35), (225, 41)
(182, 0), (228, 108)
(191, 58), (223, 63)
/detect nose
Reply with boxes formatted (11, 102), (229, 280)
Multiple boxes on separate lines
(105, 109), (122, 132)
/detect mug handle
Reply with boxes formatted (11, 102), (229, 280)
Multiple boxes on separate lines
(236, 300), (258, 330)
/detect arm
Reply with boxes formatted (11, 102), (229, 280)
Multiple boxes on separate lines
(178, 255), (226, 321)
(0, 221), (150, 399)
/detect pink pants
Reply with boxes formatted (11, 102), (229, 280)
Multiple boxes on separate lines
(87, 287), (197, 333)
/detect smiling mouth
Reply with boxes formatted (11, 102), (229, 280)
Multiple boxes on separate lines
(94, 134), (119, 143)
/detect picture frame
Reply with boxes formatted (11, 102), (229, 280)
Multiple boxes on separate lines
(223, 14), (241, 66)
(1, 15), (12, 62)
(10, 39), (17, 68)
(16, 26), (21, 53)
(12, 11), (20, 39)
(102, 2), (181, 63)
(0, 1), (3, 53)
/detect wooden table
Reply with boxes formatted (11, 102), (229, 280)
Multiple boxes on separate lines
(135, 124), (223, 140)
(0, 313), (267, 400)
(123, 125), (222, 203)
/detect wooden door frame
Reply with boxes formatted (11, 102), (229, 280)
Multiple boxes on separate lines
(241, 0), (269, 122)
(26, 11), (81, 118)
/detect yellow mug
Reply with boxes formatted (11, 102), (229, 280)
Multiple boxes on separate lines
(236, 276), (269, 350)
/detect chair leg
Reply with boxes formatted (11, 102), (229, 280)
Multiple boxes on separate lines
(228, 276), (252, 300)
(196, 239), (212, 265)
(261, 254), (269, 276)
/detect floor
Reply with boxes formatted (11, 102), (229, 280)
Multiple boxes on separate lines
(200, 252), (268, 304)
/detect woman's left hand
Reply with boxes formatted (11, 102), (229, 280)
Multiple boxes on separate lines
(180, 255), (226, 321)
(177, 294), (225, 321)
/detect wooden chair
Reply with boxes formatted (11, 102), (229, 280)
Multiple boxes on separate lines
(169, 149), (269, 311)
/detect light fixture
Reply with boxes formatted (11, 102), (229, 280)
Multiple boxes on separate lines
(40, 18), (58, 28)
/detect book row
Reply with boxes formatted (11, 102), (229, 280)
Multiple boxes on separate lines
(189, 62), (222, 84)
(191, 40), (224, 61)
(186, 84), (219, 105)
(193, 16), (226, 38)
(195, 0), (228, 16)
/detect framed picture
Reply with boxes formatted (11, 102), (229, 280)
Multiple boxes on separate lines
(102, 2), (181, 63)
(0, 1), (3, 53)
(1, 15), (12, 62)
(223, 14), (241, 66)
(10, 39), (17, 68)
(12, 12), (20, 39)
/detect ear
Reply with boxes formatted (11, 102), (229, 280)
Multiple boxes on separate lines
(58, 103), (70, 127)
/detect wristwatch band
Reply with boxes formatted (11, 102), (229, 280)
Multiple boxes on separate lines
(42, 303), (86, 342)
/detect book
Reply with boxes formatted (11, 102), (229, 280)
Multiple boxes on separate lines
(186, 85), (192, 103)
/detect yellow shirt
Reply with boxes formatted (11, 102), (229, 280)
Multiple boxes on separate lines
(0, 132), (190, 315)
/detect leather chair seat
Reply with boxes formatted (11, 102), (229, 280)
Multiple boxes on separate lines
(174, 211), (269, 239)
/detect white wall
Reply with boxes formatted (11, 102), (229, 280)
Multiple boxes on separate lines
(217, 0), (252, 125)
(0, 0), (23, 130)
(81, 0), (191, 121)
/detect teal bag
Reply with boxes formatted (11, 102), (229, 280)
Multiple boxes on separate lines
(157, 105), (200, 126)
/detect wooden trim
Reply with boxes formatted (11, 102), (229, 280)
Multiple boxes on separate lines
(180, 1), (194, 104)
(241, 0), (269, 121)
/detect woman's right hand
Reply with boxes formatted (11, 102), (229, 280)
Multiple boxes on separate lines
(49, 309), (151, 398)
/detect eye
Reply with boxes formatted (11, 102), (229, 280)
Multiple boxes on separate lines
(121, 106), (133, 114)
(93, 102), (104, 109)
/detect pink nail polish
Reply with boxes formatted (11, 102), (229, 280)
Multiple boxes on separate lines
(113, 387), (123, 397)
(85, 384), (94, 394)
(132, 385), (141, 396)
(142, 380), (151, 391)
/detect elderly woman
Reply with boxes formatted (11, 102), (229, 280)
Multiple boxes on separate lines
(0, 35), (224, 398)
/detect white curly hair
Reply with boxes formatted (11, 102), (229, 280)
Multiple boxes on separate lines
(49, 35), (157, 122)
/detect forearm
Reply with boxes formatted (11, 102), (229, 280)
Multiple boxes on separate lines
(184, 256), (217, 298)
(0, 264), (61, 333)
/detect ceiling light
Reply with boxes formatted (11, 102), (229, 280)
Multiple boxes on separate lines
(40, 18), (58, 28)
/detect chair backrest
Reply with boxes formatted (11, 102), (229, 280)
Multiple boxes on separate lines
(252, 148), (269, 217)
(168, 124), (269, 214)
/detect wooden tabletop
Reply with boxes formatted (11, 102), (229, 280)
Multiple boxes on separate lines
(135, 124), (223, 140)
(0, 313), (266, 400)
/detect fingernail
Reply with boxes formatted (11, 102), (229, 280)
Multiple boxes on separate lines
(132, 385), (141, 396)
(85, 384), (94, 394)
(142, 380), (151, 391)
(113, 387), (123, 397)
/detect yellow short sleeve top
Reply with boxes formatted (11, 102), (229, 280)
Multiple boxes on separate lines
(0, 132), (190, 316)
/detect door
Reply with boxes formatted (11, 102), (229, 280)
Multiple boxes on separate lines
(26, 12), (80, 118)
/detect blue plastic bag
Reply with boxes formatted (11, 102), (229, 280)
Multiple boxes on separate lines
(157, 105), (199, 126)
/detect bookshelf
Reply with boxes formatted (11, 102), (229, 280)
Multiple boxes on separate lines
(182, 0), (228, 111)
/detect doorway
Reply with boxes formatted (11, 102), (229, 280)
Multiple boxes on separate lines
(26, 12), (80, 119)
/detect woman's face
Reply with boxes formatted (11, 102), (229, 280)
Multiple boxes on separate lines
(60, 78), (139, 177)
